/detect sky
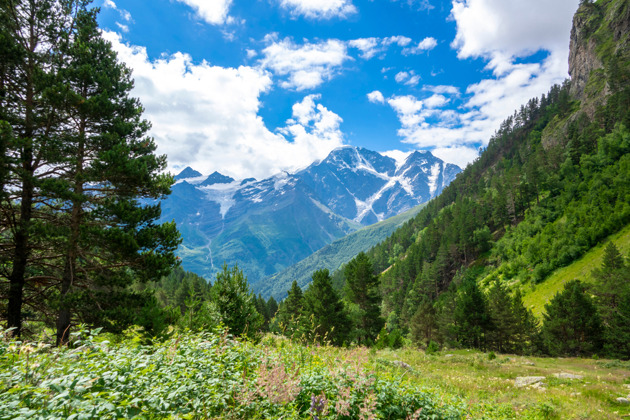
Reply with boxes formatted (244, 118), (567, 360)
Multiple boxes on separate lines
(97, 0), (580, 180)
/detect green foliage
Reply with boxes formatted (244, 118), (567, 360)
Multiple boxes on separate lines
(0, 328), (465, 419)
(541, 280), (603, 357)
(211, 264), (263, 339)
(273, 280), (305, 338)
(344, 252), (383, 344)
(301, 269), (350, 345)
(453, 277), (491, 350)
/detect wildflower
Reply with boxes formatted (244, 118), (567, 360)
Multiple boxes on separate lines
(335, 386), (352, 416)
(310, 392), (328, 419)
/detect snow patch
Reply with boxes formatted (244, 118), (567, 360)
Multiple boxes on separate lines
(427, 163), (441, 196)
(199, 181), (241, 218)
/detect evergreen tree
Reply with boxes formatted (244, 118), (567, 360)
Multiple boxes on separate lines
(512, 289), (540, 355)
(487, 280), (517, 353)
(409, 297), (437, 346)
(344, 252), (383, 344)
(0, 0), (76, 337)
(302, 269), (349, 345)
(591, 243), (630, 359)
(453, 278), (491, 349)
(274, 280), (304, 337)
(211, 264), (263, 338)
(541, 280), (603, 356)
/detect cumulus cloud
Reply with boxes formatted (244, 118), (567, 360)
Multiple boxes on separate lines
(175, 0), (234, 25)
(451, 0), (578, 63)
(383, 50), (568, 163)
(402, 37), (437, 55)
(279, 0), (357, 19)
(348, 38), (380, 59)
(382, 36), (413, 47)
(367, 90), (385, 104)
(395, 70), (420, 86)
(349, 35), (431, 60)
(378, 0), (578, 168)
(278, 94), (345, 153)
(102, 31), (346, 179)
(260, 36), (349, 90)
(423, 85), (459, 95)
(432, 146), (479, 169)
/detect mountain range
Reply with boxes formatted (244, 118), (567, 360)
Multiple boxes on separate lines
(161, 146), (461, 288)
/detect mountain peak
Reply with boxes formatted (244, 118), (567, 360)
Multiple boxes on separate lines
(174, 166), (202, 180)
(200, 171), (235, 187)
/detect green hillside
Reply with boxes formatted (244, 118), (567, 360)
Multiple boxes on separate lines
(335, 0), (630, 354)
(522, 223), (630, 317)
(258, 203), (425, 299)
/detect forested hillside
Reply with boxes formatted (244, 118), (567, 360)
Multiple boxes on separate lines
(330, 0), (630, 355)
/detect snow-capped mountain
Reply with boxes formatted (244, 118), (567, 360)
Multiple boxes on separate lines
(161, 147), (460, 287)
(296, 146), (460, 224)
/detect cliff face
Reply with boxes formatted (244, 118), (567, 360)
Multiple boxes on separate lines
(568, 0), (630, 101)
(543, 0), (629, 149)
(568, 4), (604, 100)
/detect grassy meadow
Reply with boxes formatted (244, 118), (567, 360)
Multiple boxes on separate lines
(1, 327), (629, 419)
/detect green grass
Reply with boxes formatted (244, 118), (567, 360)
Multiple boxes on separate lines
(523, 223), (630, 318)
(3, 327), (629, 419)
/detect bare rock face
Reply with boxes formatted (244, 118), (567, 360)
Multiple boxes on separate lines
(568, 5), (604, 100)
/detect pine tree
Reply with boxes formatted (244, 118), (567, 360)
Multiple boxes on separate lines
(274, 280), (304, 336)
(1, 0), (80, 337)
(344, 252), (383, 344)
(541, 280), (603, 356)
(302, 269), (349, 345)
(591, 243), (630, 359)
(211, 264), (263, 338)
(409, 297), (437, 346)
(49, 5), (181, 344)
(454, 278), (491, 349)
(487, 280), (517, 353)
(511, 289), (540, 355)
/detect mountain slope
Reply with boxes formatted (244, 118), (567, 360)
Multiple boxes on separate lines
(162, 147), (460, 285)
(258, 202), (426, 299)
(342, 0), (630, 337)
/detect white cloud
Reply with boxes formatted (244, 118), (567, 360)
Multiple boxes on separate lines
(175, 0), (234, 25)
(279, 95), (345, 153)
(395, 70), (420, 86)
(367, 90), (385, 104)
(402, 37), (437, 55)
(348, 38), (380, 59)
(377, 0), (578, 168)
(115, 22), (129, 33)
(381, 149), (411, 166)
(102, 31), (346, 179)
(423, 85), (459, 95)
(432, 146), (479, 169)
(424, 94), (448, 108)
(103, 0), (133, 26)
(388, 95), (424, 127)
(349, 35), (433, 60)
(451, 0), (578, 62)
(382, 36), (412, 47)
(260, 36), (349, 90)
(279, 0), (357, 19)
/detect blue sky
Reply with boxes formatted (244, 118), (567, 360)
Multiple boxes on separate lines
(98, 0), (579, 179)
